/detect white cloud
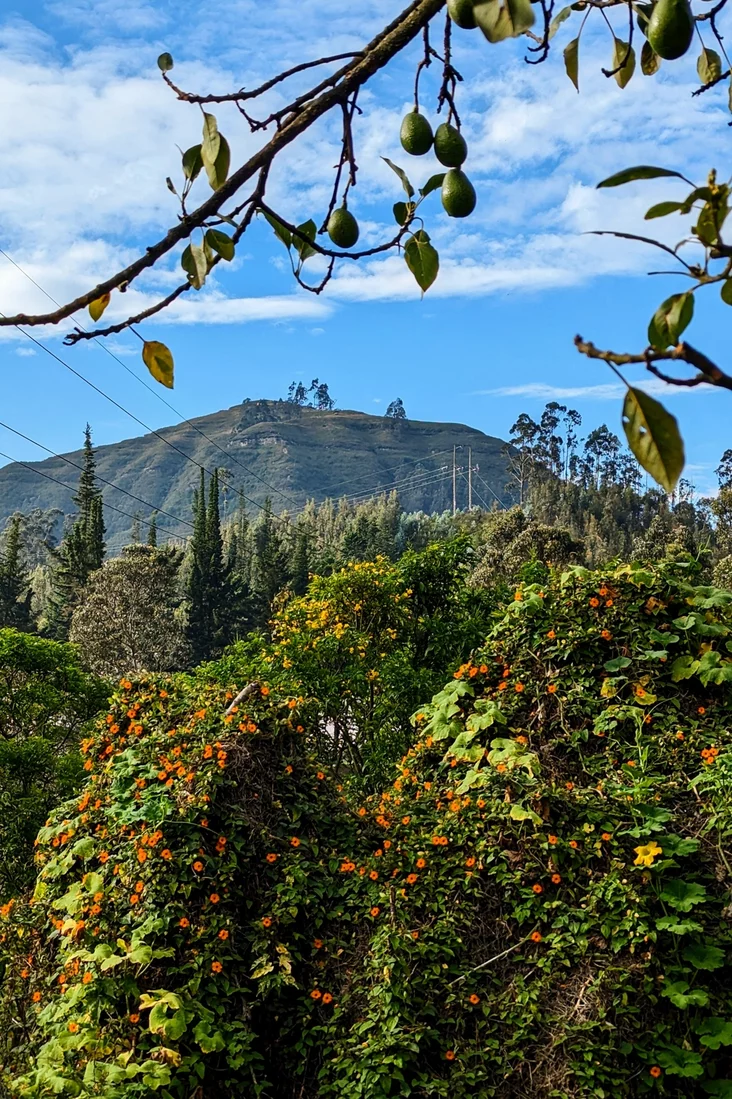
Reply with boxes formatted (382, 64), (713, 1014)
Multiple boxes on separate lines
(15, 346), (36, 357)
(474, 379), (705, 400)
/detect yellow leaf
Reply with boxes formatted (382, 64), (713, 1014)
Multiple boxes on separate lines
(89, 292), (111, 322)
(142, 340), (174, 389)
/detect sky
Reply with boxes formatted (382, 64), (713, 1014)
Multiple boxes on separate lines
(0, 0), (730, 498)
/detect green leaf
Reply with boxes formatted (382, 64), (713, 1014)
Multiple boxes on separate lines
(182, 145), (203, 182)
(604, 656), (631, 672)
(698, 47), (722, 85)
(612, 39), (635, 88)
(142, 341), (175, 390)
(722, 279), (732, 305)
(420, 173), (446, 198)
(660, 879), (708, 911)
(645, 201), (684, 220)
(205, 229), (235, 262)
(262, 210), (292, 249)
(656, 915), (704, 935)
(548, 6), (571, 39)
(509, 802), (543, 826)
(695, 1017), (732, 1050)
(203, 134), (230, 191)
(474, 0), (535, 42)
(671, 654), (700, 681)
(704, 1082), (732, 1098)
(157, 53), (174, 72)
(597, 165), (688, 188)
(404, 230), (439, 294)
(201, 112), (220, 166)
(656, 1045), (704, 1078)
(393, 201), (414, 226)
(682, 941), (725, 970)
(181, 242), (207, 289)
(293, 219), (318, 263)
(89, 293), (111, 322)
(648, 291), (694, 349)
(640, 40), (661, 76)
(165, 1009), (188, 1042)
(661, 979), (709, 1008)
(382, 158), (415, 199)
(621, 388), (685, 493)
(563, 37), (580, 91)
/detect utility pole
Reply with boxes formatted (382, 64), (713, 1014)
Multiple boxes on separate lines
(452, 446), (457, 516)
(468, 446), (473, 511)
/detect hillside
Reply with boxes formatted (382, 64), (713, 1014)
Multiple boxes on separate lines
(0, 400), (512, 548)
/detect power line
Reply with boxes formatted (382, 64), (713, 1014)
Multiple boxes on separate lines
(0, 248), (299, 509)
(326, 446), (457, 493)
(0, 419), (194, 532)
(0, 447), (188, 543)
(344, 466), (454, 505)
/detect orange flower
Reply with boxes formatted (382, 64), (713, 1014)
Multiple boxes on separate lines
(565, 782), (574, 791)
(218, 929), (229, 941)
(411, 930), (420, 939)
(698, 706), (706, 715)
(551, 873), (561, 884)
(515, 683), (525, 693)
(358, 807), (367, 817)
(445, 1050), (456, 1061)
(369, 871), (379, 881)
(290, 837), (301, 848)
(285, 765), (293, 775)
(266, 853), (278, 863)
(465, 857), (476, 868)
(262, 917), (272, 928)
(68, 1022), (79, 1033)
(402, 816), (411, 825)
(135, 881), (144, 893)
(370, 906), (380, 917)
(179, 917), (190, 928)
(601, 832), (612, 842)
(130, 894), (140, 906)
(261, 686), (270, 697)
(676, 731), (684, 741)
(498, 681), (507, 691)
(469, 993), (480, 1005)
(605, 599), (613, 607)
(210, 893), (220, 904)
(193, 861), (204, 872)
(416, 857), (426, 869)
(650, 1066), (662, 1078)
(530, 931), (542, 943)
(137, 849), (147, 864)
(161, 849), (172, 861)
(589, 597), (599, 608)
(532, 884), (543, 894)
(547, 630), (556, 640)
(129, 1013), (140, 1024)
(601, 630), (612, 641)
(477, 798), (486, 809)
(32, 991), (42, 1002)
(569, 840), (578, 850)
(82, 972), (93, 985)
(211, 961), (223, 973)
(310, 989), (322, 1000)
(406, 873), (418, 885)
(99, 852), (109, 864)
(321, 992), (333, 1005)
(547, 683), (557, 694)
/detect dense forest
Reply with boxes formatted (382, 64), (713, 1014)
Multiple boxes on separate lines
(1, 405), (732, 1097)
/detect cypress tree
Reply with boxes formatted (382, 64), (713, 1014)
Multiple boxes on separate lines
(0, 517), (31, 630)
(148, 513), (158, 548)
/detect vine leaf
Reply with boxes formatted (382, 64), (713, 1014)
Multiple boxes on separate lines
(598, 166), (687, 188)
(89, 293), (111, 322)
(622, 387), (685, 492)
(142, 341), (175, 389)
(404, 230), (439, 294)
(564, 37), (580, 91)
(382, 158), (415, 199)
(648, 292), (694, 349)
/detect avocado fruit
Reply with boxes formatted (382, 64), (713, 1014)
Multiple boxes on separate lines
(647, 0), (694, 60)
(434, 123), (468, 168)
(448, 0), (477, 29)
(441, 170), (477, 218)
(327, 208), (360, 248)
(400, 112), (434, 156)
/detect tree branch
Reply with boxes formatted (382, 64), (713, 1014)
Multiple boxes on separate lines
(0, 0), (446, 332)
(574, 335), (732, 392)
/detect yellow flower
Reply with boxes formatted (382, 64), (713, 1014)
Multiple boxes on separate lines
(634, 841), (662, 867)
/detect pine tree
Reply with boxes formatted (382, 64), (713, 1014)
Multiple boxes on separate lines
(148, 513), (158, 547)
(46, 426), (105, 639)
(0, 517), (31, 630)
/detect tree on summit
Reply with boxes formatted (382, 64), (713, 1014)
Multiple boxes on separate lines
(386, 398), (407, 420)
(3, 0), (732, 490)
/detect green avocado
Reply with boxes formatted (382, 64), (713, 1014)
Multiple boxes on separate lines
(441, 170), (477, 218)
(647, 0), (694, 60)
(434, 124), (468, 168)
(400, 112), (434, 156)
(448, 0), (477, 29)
(327, 208), (360, 249)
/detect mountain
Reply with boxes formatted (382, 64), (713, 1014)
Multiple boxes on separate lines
(0, 400), (512, 550)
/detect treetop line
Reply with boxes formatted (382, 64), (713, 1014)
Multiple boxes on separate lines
(2, 0), (731, 490)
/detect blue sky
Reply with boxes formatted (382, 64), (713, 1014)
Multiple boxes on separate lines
(1, 0), (730, 497)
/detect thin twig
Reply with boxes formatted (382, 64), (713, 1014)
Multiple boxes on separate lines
(448, 936), (530, 984)
(574, 335), (732, 392)
(162, 54), (363, 105)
